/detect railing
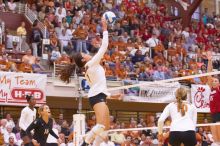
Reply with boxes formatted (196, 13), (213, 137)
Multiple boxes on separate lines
(0, 21), (5, 44)
(16, 2), (26, 14)
(24, 5), (47, 38)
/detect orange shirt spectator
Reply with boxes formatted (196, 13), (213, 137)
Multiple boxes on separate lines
(73, 24), (88, 40)
(154, 42), (165, 53)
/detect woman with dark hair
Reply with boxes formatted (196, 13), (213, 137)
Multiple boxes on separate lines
(60, 18), (120, 145)
(207, 51), (220, 145)
(157, 87), (197, 146)
(26, 105), (60, 146)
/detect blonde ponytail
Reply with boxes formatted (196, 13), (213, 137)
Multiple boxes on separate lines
(176, 88), (188, 116)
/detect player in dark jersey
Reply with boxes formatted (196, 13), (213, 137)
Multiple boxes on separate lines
(26, 105), (61, 146)
(207, 51), (220, 145)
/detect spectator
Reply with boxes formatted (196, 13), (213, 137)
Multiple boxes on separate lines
(61, 120), (70, 137)
(50, 47), (61, 62)
(58, 28), (72, 53)
(19, 59), (33, 73)
(146, 33), (159, 58)
(121, 135), (135, 146)
(32, 57), (48, 74)
(22, 49), (36, 65)
(7, 0), (16, 12)
(30, 20), (43, 57)
(55, 52), (71, 64)
(57, 113), (64, 126)
(0, 0), (5, 11)
(0, 119), (7, 135)
(4, 125), (17, 145)
(111, 126), (126, 146)
(16, 22), (27, 51)
(5, 113), (15, 129)
(73, 23), (89, 54)
(100, 133), (115, 146)
(59, 133), (66, 146)
(8, 136), (18, 146)
(91, 33), (102, 53)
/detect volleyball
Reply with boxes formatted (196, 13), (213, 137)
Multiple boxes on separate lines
(102, 11), (117, 24)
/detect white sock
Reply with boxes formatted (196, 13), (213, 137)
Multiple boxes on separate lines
(85, 124), (105, 144)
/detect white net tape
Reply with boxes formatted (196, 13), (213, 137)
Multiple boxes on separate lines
(108, 123), (220, 133)
(108, 71), (220, 91)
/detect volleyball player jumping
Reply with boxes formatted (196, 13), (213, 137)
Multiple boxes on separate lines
(157, 87), (197, 146)
(60, 18), (121, 145)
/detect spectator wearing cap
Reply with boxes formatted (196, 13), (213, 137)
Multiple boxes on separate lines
(90, 33), (102, 53)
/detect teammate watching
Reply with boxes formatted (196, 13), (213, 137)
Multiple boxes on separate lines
(19, 95), (36, 146)
(158, 87), (197, 146)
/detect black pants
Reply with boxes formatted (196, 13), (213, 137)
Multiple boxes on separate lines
(89, 93), (107, 108)
(169, 131), (197, 146)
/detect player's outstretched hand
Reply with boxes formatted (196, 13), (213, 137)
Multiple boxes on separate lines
(101, 17), (107, 31)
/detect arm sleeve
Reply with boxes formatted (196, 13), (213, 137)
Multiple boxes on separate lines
(19, 109), (27, 131)
(158, 104), (170, 134)
(49, 129), (59, 139)
(26, 119), (38, 138)
(86, 31), (108, 67)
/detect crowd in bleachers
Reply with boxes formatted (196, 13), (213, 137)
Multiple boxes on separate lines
(0, 0), (220, 145)
(0, 0), (220, 83)
(0, 112), (215, 146)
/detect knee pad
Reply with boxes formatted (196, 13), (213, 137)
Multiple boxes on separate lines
(85, 124), (105, 144)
